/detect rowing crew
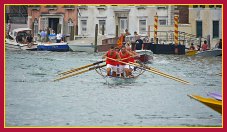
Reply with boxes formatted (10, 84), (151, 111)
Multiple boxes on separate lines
(102, 45), (139, 78)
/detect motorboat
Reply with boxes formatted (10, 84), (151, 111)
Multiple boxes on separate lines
(196, 48), (222, 57)
(68, 37), (95, 53)
(68, 43), (94, 52)
(5, 28), (37, 50)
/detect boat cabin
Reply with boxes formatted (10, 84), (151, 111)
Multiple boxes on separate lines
(9, 28), (33, 43)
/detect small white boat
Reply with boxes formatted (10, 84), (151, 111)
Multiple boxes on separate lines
(68, 37), (95, 52)
(196, 48), (222, 57)
(5, 28), (37, 51)
(68, 43), (94, 53)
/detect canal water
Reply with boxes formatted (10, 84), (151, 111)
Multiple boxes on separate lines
(5, 50), (222, 127)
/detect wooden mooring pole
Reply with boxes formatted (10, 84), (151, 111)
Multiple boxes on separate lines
(94, 24), (98, 52)
(116, 25), (118, 37)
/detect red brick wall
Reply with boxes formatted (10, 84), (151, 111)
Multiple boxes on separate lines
(28, 5), (78, 31)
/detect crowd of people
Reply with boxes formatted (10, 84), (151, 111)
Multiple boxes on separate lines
(38, 28), (63, 43)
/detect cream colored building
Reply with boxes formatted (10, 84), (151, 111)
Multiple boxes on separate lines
(189, 5), (222, 48)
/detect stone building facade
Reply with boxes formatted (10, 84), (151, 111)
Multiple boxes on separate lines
(77, 5), (190, 37)
(27, 5), (78, 40)
(189, 5), (222, 47)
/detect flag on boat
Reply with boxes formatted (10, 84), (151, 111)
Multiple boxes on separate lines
(117, 34), (124, 48)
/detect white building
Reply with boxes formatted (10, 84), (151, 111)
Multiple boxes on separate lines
(77, 5), (190, 37)
(77, 5), (222, 47)
(77, 5), (158, 37)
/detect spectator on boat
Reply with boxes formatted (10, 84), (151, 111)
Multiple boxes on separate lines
(134, 31), (139, 40)
(16, 35), (23, 43)
(201, 40), (208, 51)
(40, 30), (46, 42)
(189, 43), (195, 50)
(26, 34), (33, 43)
(135, 37), (144, 50)
(123, 29), (131, 44)
(56, 33), (62, 43)
(217, 39), (222, 49)
(102, 46), (120, 77)
(52, 30), (56, 35)
(124, 29), (131, 36)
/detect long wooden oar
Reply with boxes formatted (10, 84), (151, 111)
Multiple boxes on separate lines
(58, 60), (104, 76)
(129, 62), (189, 83)
(129, 62), (190, 84)
(54, 64), (106, 82)
(107, 57), (190, 84)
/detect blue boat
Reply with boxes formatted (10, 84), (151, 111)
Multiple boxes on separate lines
(37, 42), (69, 52)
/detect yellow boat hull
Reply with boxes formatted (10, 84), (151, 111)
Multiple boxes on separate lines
(188, 94), (222, 114)
(186, 50), (198, 56)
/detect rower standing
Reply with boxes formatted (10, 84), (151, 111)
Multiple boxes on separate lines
(102, 46), (120, 77)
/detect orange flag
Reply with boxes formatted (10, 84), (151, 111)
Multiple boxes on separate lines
(117, 35), (124, 48)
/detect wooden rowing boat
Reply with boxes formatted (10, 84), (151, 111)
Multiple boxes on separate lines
(95, 62), (145, 85)
(104, 76), (136, 85)
(188, 94), (222, 114)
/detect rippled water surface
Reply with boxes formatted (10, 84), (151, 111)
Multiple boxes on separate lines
(5, 50), (222, 127)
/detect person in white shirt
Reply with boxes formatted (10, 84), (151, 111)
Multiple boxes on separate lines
(56, 33), (62, 43)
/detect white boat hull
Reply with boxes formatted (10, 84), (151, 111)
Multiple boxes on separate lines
(196, 48), (222, 57)
(5, 39), (37, 51)
(68, 43), (94, 53)
(5, 39), (21, 50)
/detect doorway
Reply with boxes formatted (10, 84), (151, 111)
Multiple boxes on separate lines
(49, 18), (59, 34)
(119, 18), (128, 34)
